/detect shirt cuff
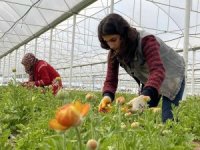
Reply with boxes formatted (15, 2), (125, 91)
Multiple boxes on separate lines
(103, 92), (115, 101)
(141, 86), (158, 101)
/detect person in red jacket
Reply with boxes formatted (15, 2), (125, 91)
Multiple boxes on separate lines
(97, 13), (185, 123)
(21, 53), (62, 95)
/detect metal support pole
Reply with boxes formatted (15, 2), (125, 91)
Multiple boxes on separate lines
(92, 75), (95, 91)
(15, 50), (17, 70)
(101, 63), (105, 90)
(139, 0), (142, 26)
(23, 45), (27, 82)
(2, 57), (5, 84)
(0, 59), (1, 83)
(90, 65), (93, 90)
(79, 66), (82, 88)
(191, 50), (195, 95)
(69, 15), (76, 88)
(8, 53), (11, 79)
(183, 0), (191, 100)
(110, 0), (114, 13)
(14, 50), (17, 84)
(0, 58), (2, 74)
(49, 28), (53, 63)
(34, 38), (38, 56)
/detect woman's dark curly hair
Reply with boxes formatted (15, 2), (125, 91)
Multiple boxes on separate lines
(98, 13), (138, 60)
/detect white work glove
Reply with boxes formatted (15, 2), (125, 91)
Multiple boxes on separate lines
(127, 95), (150, 112)
(98, 96), (112, 112)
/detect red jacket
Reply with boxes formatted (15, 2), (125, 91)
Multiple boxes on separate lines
(31, 60), (62, 94)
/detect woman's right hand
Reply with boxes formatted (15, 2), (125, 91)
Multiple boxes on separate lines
(21, 81), (35, 88)
(98, 96), (112, 112)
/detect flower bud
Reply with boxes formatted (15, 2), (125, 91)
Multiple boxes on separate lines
(131, 122), (140, 128)
(85, 93), (96, 100)
(86, 139), (98, 150)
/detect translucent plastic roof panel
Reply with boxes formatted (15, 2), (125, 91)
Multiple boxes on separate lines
(1, 0), (200, 94)
(0, 0), (96, 58)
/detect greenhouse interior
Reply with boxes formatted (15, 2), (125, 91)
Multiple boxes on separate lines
(0, 0), (200, 149)
(1, 0), (200, 95)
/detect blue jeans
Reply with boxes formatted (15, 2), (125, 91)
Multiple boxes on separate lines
(162, 79), (185, 123)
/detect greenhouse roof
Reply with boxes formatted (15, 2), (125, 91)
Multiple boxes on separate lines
(0, 0), (200, 94)
(0, 0), (96, 58)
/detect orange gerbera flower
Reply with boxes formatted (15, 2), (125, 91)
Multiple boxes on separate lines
(85, 93), (96, 100)
(49, 101), (90, 131)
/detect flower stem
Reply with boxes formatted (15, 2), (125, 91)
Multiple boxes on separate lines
(118, 105), (121, 124)
(75, 127), (82, 150)
(117, 104), (121, 150)
(90, 110), (95, 139)
(63, 132), (66, 150)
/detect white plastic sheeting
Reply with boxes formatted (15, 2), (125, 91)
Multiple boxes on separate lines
(1, 0), (200, 94)
(0, 0), (96, 58)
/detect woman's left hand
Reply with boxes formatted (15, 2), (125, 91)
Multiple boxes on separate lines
(127, 95), (150, 112)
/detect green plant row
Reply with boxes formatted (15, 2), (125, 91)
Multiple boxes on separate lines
(0, 83), (199, 150)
